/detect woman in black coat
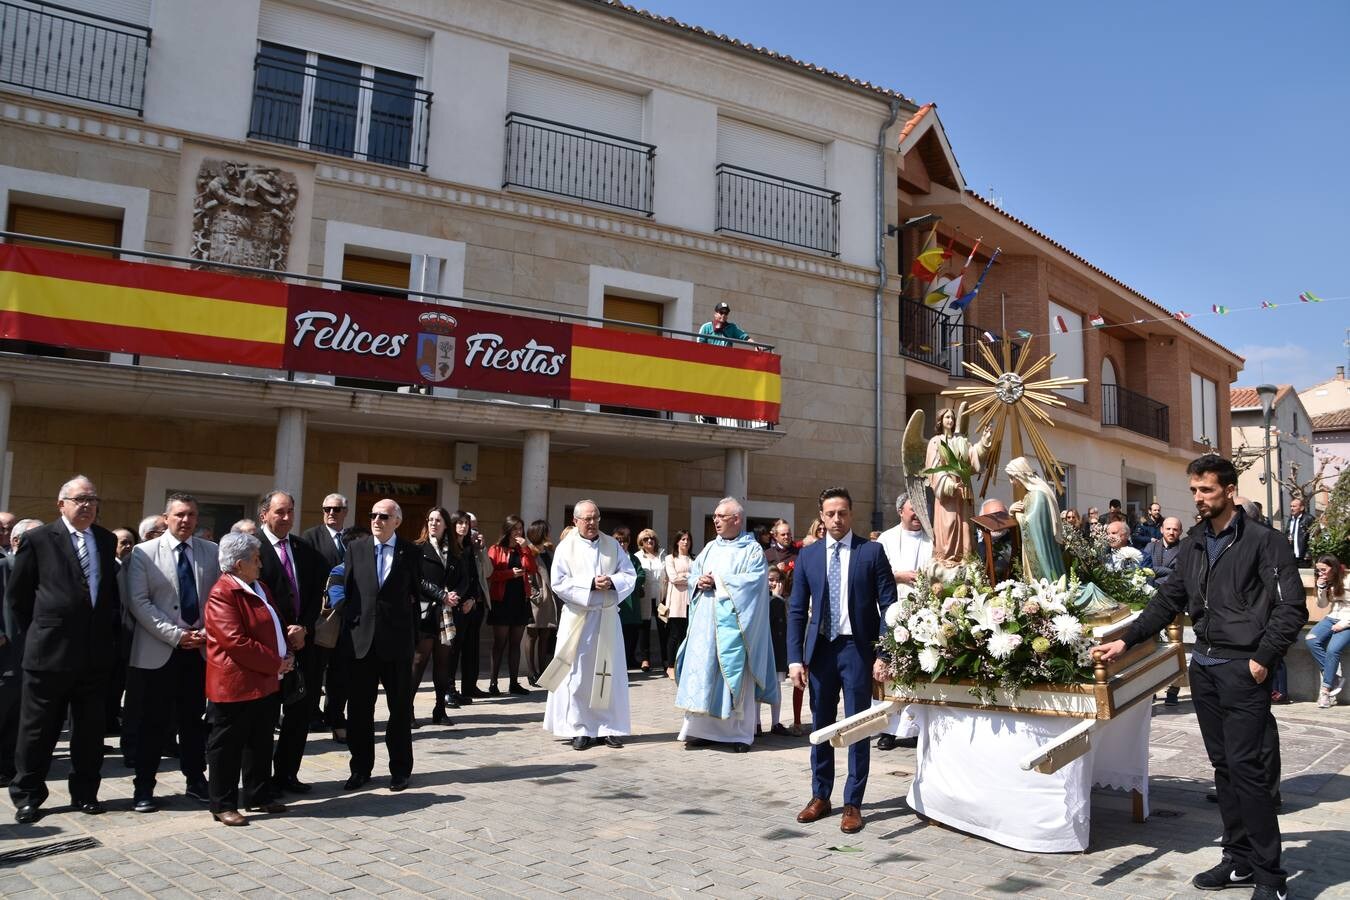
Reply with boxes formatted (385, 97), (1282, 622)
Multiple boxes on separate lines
(445, 510), (486, 707)
(411, 507), (468, 725)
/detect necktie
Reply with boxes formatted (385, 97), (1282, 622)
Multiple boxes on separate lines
(1292, 517), (1299, 553)
(377, 543), (387, 587)
(334, 530), (345, 562)
(827, 540), (842, 640)
(276, 538), (299, 617)
(177, 542), (200, 626)
(75, 530), (92, 602)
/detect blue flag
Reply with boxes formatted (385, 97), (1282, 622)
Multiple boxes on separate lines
(951, 248), (1000, 312)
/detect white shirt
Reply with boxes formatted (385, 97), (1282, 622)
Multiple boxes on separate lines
(879, 524), (931, 574)
(375, 536), (397, 584)
(61, 515), (99, 604)
(825, 533), (853, 637)
(229, 575), (288, 665)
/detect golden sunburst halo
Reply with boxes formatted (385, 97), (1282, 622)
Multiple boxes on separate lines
(941, 338), (1087, 496)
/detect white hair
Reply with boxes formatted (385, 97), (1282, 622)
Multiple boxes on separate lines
(374, 499), (403, 521)
(137, 515), (163, 540)
(218, 531), (261, 573)
(323, 493), (348, 507)
(12, 518), (41, 542)
(572, 499), (599, 518)
(894, 492), (909, 514)
(58, 475), (95, 500)
(715, 497), (744, 517)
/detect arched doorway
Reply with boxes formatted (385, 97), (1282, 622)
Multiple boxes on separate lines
(1101, 357), (1119, 426)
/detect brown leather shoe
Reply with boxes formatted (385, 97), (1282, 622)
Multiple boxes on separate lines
(796, 797), (832, 823)
(840, 804), (864, 833)
(213, 809), (248, 827)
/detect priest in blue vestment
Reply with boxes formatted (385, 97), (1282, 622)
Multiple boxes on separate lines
(675, 497), (779, 751)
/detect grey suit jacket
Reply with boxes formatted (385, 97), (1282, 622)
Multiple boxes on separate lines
(126, 534), (219, 670)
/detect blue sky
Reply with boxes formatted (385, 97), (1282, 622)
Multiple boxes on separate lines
(640, 0), (1350, 392)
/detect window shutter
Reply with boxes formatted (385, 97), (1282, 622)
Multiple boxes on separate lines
(506, 65), (644, 139)
(342, 254), (411, 291)
(257, 1), (427, 75)
(717, 118), (825, 187)
(7, 205), (121, 258)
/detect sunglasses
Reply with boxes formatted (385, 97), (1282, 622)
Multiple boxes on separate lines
(323, 506), (347, 513)
(369, 512), (392, 522)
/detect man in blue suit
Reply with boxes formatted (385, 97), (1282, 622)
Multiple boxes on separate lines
(787, 486), (897, 834)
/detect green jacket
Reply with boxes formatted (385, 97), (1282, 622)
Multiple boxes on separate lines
(619, 552), (646, 624)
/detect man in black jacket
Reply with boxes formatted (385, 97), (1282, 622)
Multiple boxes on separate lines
(7, 477), (121, 823)
(341, 498), (418, 792)
(1097, 455), (1306, 900)
(1284, 495), (1314, 567)
(302, 493), (348, 736)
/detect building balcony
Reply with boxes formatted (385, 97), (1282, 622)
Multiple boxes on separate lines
(1102, 383), (1169, 443)
(715, 163), (839, 257)
(898, 297), (1020, 378)
(503, 112), (656, 216)
(248, 47), (432, 171)
(0, 0), (150, 116)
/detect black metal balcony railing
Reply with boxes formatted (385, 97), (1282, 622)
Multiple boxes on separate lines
(715, 163), (840, 257)
(897, 297), (1021, 377)
(248, 52), (431, 171)
(0, 0), (150, 115)
(503, 112), (656, 216)
(1102, 383), (1170, 442)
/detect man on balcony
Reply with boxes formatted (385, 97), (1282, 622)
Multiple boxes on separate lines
(698, 303), (753, 348)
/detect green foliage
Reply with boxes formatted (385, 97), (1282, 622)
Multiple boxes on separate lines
(1309, 473), (1350, 565)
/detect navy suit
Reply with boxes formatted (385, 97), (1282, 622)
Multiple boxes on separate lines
(787, 532), (896, 807)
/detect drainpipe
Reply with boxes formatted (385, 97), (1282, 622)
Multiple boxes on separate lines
(873, 99), (902, 532)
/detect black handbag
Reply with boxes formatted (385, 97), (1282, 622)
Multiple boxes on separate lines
(280, 668), (307, 706)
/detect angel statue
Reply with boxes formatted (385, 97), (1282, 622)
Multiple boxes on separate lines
(916, 404), (992, 567)
(1005, 456), (1066, 582)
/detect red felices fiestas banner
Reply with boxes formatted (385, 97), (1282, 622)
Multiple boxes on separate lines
(0, 245), (781, 422)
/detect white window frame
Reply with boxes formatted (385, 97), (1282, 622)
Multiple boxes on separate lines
(1191, 372), (1218, 446)
(1047, 300), (1085, 402)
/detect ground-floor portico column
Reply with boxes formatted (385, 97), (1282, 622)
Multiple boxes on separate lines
(0, 381), (11, 507)
(724, 448), (748, 502)
(520, 429), (550, 525)
(274, 407), (308, 503)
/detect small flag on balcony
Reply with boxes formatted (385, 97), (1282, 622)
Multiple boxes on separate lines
(1173, 310), (1192, 321)
(908, 222), (945, 284)
(1299, 291), (1323, 303)
(1015, 329), (1033, 339)
(924, 275), (963, 308)
(982, 331), (998, 343)
(1089, 314), (1106, 327)
(1211, 304), (1230, 315)
(951, 248), (1001, 312)
(1261, 300), (1278, 309)
(1054, 315), (1069, 333)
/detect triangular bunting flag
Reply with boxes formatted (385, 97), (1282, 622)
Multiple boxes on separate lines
(1089, 315), (1106, 327)
(1299, 291), (1323, 303)
(1173, 311), (1192, 321)
(1211, 304), (1230, 315)
(1261, 301), (1278, 309)
(1054, 315), (1069, 333)
(1015, 329), (1033, 339)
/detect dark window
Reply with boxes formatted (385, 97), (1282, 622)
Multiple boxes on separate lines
(368, 68), (418, 167)
(310, 55), (361, 158)
(249, 43), (307, 146)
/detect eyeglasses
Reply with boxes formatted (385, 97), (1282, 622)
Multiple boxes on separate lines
(712, 513), (739, 520)
(61, 495), (100, 506)
(369, 512), (392, 522)
(323, 506), (347, 513)
(575, 515), (600, 523)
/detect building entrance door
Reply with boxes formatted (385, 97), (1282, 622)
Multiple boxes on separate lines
(1125, 480), (1153, 525)
(356, 473), (439, 541)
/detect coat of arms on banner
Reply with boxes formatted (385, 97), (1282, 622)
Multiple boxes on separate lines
(416, 311), (457, 382)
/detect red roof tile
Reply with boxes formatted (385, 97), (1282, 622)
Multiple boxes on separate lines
(1230, 385), (1294, 410)
(1313, 409), (1350, 430)
(898, 104), (935, 143)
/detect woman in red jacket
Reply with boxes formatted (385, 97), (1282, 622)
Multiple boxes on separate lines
(204, 531), (294, 826)
(486, 515), (538, 696)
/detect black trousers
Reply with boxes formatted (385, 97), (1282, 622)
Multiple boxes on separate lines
(206, 694), (279, 813)
(324, 631), (353, 728)
(1189, 659), (1286, 887)
(129, 648), (207, 796)
(665, 617), (689, 668)
(621, 623), (641, 668)
(0, 664), (20, 778)
(449, 603), (484, 696)
(346, 651), (413, 779)
(9, 667), (107, 808)
(272, 644), (313, 783)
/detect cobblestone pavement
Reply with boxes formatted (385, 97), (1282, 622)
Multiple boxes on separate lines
(0, 674), (1345, 899)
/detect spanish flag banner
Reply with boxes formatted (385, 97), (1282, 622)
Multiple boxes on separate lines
(0, 244), (782, 423)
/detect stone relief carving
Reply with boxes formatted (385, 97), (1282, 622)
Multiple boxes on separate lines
(190, 160), (298, 271)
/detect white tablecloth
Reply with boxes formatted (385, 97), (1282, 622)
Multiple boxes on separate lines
(904, 700), (1152, 852)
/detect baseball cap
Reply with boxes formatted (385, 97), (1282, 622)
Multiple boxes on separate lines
(714, 302), (730, 313)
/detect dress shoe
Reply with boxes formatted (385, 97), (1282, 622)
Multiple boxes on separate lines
(331, 727), (347, 744)
(277, 777), (312, 794)
(605, 735), (624, 749)
(571, 735), (593, 751)
(487, 682), (501, 696)
(896, 736), (918, 749)
(468, 687), (490, 699)
(410, 717), (422, 730)
(444, 693), (461, 709)
(455, 692), (473, 705)
(389, 775), (409, 792)
(185, 780), (210, 803)
(684, 737), (710, 749)
(509, 681), (529, 696)
(770, 724), (792, 737)
(732, 742), (750, 753)
(344, 773), (370, 791)
(13, 805), (40, 824)
(876, 734), (897, 751)
(796, 797), (831, 824)
(840, 804), (864, 834)
(431, 707), (448, 725)
(133, 796), (159, 814)
(213, 809), (248, 827)
(245, 802), (286, 814)
(76, 799), (105, 815)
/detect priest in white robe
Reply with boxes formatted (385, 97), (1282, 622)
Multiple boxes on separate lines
(675, 497), (779, 752)
(541, 500), (637, 750)
(875, 492), (931, 746)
